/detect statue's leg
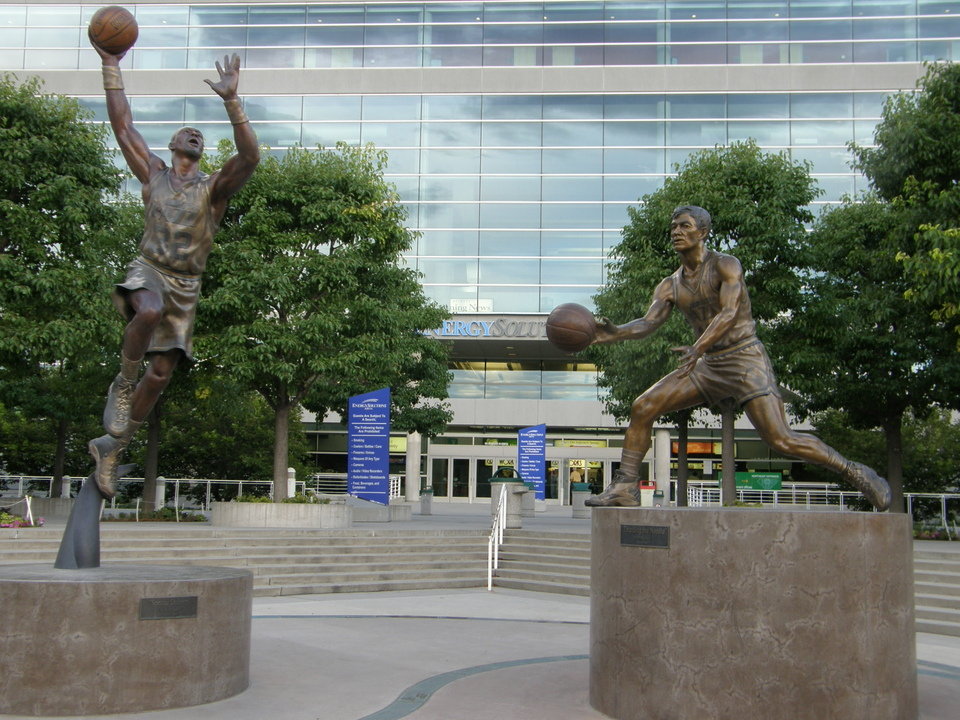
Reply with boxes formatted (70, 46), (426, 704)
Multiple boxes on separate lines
(586, 371), (703, 507)
(743, 394), (891, 511)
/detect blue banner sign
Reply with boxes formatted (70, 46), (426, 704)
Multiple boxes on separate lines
(517, 424), (547, 500)
(347, 387), (391, 505)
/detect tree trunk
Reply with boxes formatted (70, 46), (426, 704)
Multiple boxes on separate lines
(142, 404), (161, 512)
(50, 417), (68, 498)
(272, 402), (291, 501)
(721, 400), (737, 506)
(676, 411), (690, 507)
(883, 413), (906, 514)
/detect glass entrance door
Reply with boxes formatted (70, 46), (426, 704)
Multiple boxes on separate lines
(430, 457), (471, 500)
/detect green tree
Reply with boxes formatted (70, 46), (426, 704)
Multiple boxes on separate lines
(589, 141), (819, 501)
(0, 75), (137, 492)
(851, 62), (960, 351)
(778, 196), (960, 511)
(200, 143), (451, 500)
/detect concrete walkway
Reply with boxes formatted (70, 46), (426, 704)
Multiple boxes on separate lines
(2, 504), (957, 719)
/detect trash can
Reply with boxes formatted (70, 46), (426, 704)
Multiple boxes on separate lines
(571, 482), (591, 519)
(419, 487), (433, 515)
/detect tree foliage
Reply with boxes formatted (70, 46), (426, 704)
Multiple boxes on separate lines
(852, 63), (960, 351)
(0, 75), (139, 486)
(200, 143), (451, 498)
(777, 196), (960, 508)
(590, 140), (820, 420)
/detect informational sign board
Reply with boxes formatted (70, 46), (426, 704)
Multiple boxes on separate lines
(347, 387), (391, 505)
(720, 470), (783, 490)
(517, 424), (546, 500)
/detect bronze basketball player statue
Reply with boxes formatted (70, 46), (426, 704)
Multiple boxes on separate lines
(86, 42), (259, 497)
(586, 206), (891, 511)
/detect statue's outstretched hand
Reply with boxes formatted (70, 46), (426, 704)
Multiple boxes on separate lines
(204, 54), (240, 100)
(88, 34), (126, 64)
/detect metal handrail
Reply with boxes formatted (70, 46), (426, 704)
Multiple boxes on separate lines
(487, 483), (508, 591)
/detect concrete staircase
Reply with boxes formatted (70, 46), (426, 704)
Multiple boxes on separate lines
(494, 529), (591, 597)
(494, 531), (960, 636)
(913, 542), (960, 637)
(0, 527), (490, 597)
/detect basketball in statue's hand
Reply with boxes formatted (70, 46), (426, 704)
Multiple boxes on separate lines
(88, 6), (138, 55)
(546, 303), (597, 352)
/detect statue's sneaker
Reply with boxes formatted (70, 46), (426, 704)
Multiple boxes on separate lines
(585, 481), (642, 507)
(103, 374), (136, 437)
(88, 434), (125, 499)
(845, 462), (892, 511)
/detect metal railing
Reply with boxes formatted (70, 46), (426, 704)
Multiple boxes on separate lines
(488, 483), (508, 591)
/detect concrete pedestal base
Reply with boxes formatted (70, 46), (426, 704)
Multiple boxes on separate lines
(0, 564), (252, 716)
(590, 508), (917, 720)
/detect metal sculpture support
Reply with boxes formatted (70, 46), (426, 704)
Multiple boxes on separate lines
(54, 465), (134, 569)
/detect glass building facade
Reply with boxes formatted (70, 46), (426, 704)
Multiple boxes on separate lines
(7, 1), (955, 499)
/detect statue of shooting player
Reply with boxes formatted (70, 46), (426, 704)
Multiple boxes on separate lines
(586, 206), (892, 511)
(87, 42), (259, 497)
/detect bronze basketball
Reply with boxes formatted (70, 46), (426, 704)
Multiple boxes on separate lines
(546, 303), (597, 352)
(88, 6), (138, 55)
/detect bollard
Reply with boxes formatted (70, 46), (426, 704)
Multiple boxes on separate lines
(571, 482), (592, 518)
(419, 487), (433, 515)
(521, 482), (536, 517)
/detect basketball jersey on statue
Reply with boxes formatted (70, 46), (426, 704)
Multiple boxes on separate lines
(670, 250), (756, 352)
(139, 167), (218, 276)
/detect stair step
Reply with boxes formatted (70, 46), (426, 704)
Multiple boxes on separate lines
(253, 577), (484, 597)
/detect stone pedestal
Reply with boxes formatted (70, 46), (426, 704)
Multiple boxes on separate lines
(210, 500), (352, 527)
(590, 508), (917, 720)
(0, 564), (252, 716)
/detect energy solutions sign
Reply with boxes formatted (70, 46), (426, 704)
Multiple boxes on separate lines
(347, 387), (391, 505)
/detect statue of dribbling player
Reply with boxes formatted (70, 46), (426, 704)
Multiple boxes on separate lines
(586, 206), (892, 511)
(87, 40), (259, 497)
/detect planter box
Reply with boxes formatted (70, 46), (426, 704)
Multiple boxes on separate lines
(210, 501), (352, 528)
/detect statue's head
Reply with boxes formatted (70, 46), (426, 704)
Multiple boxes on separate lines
(672, 205), (711, 234)
(168, 126), (205, 160)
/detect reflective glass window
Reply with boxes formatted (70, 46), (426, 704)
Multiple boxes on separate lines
(418, 202), (480, 228)
(478, 286), (540, 313)
(483, 95), (542, 120)
(479, 258), (539, 284)
(246, 48), (305, 69)
(77, 97), (108, 122)
(604, 121), (665, 146)
(423, 284), (479, 310)
(135, 23), (188, 49)
(479, 203), (541, 229)
(728, 1), (789, 64)
(541, 258), (603, 286)
(185, 96), (224, 122)
(480, 177), (541, 202)
(418, 258), (479, 284)
(422, 122), (481, 147)
(419, 229), (479, 255)
(853, 92), (889, 118)
(667, 95), (726, 119)
(541, 231), (604, 256)
(361, 95), (420, 120)
(303, 96), (361, 121)
(790, 0), (853, 62)
(727, 120), (789, 145)
(728, 94), (789, 118)
(667, 1), (727, 65)
(481, 149), (541, 173)
(814, 175), (856, 201)
(543, 122), (604, 147)
(423, 95), (481, 120)
(27, 5), (80, 26)
(131, 49), (189, 70)
(853, 119), (879, 146)
(543, 149), (602, 173)
(791, 147), (855, 174)
(136, 5), (189, 26)
(791, 120), (854, 146)
(421, 148), (481, 174)
(482, 122), (542, 147)
(245, 97), (302, 122)
(791, 93), (853, 118)
(364, 46), (421, 68)
(424, 42), (483, 67)
(385, 149), (420, 174)
(544, 95), (604, 119)
(667, 121), (726, 146)
(480, 231), (541, 256)
(603, 148), (665, 174)
(539, 287), (598, 312)
(543, 203), (604, 229)
(361, 122), (421, 147)
(302, 122), (361, 146)
(605, 95), (663, 120)
(421, 176), (480, 202)
(131, 97), (186, 123)
(255, 123), (303, 147)
(542, 176), (603, 202)
(604, 176), (651, 203)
